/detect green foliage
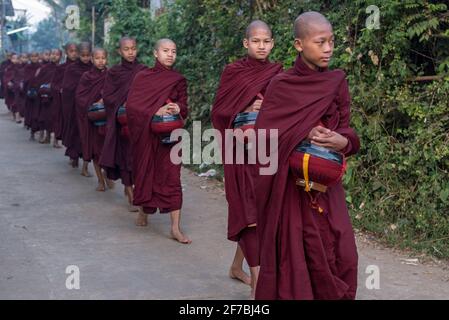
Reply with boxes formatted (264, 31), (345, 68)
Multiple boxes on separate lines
(30, 17), (61, 51)
(77, 0), (449, 258)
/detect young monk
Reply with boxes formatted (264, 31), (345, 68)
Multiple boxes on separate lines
(127, 38), (191, 244)
(99, 37), (146, 210)
(211, 20), (283, 297)
(0, 52), (13, 99)
(254, 11), (360, 300)
(76, 48), (112, 191)
(61, 42), (93, 175)
(3, 53), (20, 118)
(41, 50), (51, 64)
(36, 49), (62, 144)
(12, 53), (29, 123)
(51, 43), (78, 148)
(23, 52), (41, 134)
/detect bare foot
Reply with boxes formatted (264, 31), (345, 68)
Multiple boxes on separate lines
(105, 179), (115, 190)
(44, 137), (51, 144)
(128, 203), (140, 212)
(170, 228), (192, 244)
(81, 170), (92, 177)
(135, 211), (148, 226)
(96, 183), (106, 192)
(53, 143), (62, 149)
(71, 160), (79, 168)
(229, 267), (251, 286)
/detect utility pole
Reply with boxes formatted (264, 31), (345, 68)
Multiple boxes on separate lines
(91, 6), (95, 49)
(1, 0), (6, 56)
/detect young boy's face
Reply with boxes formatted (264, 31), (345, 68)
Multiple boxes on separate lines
(244, 27), (274, 61)
(118, 39), (137, 63)
(294, 22), (334, 70)
(42, 51), (51, 62)
(51, 50), (62, 63)
(66, 45), (79, 61)
(79, 49), (92, 64)
(11, 55), (19, 64)
(20, 55), (29, 64)
(154, 41), (176, 68)
(30, 54), (39, 64)
(93, 50), (107, 70)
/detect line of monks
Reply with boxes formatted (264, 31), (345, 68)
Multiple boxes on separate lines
(0, 11), (360, 300)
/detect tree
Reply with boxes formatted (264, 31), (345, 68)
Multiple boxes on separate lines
(30, 17), (60, 51)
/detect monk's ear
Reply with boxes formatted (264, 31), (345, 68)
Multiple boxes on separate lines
(294, 38), (304, 53)
(243, 38), (249, 49)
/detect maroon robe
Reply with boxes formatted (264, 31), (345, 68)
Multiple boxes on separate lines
(211, 56), (282, 248)
(23, 62), (41, 129)
(51, 60), (75, 139)
(61, 59), (93, 160)
(33, 62), (58, 132)
(12, 63), (26, 116)
(3, 63), (18, 110)
(0, 59), (12, 99)
(254, 55), (360, 300)
(99, 58), (146, 186)
(127, 60), (188, 213)
(75, 66), (107, 162)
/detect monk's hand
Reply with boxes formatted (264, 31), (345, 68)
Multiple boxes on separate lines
(155, 105), (172, 116)
(96, 99), (104, 104)
(311, 131), (348, 151)
(245, 99), (263, 112)
(308, 125), (332, 140)
(166, 103), (180, 115)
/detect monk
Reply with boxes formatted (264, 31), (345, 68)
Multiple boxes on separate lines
(254, 12), (360, 300)
(3, 53), (20, 118)
(12, 53), (29, 123)
(99, 37), (146, 211)
(36, 49), (62, 144)
(76, 48), (113, 191)
(61, 42), (93, 175)
(23, 52), (41, 135)
(51, 43), (78, 149)
(211, 20), (283, 297)
(40, 50), (51, 65)
(127, 38), (191, 244)
(0, 52), (13, 99)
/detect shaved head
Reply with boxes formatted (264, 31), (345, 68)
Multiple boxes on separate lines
(294, 11), (332, 39)
(154, 38), (176, 51)
(92, 47), (108, 57)
(245, 20), (272, 39)
(65, 42), (77, 50)
(78, 42), (91, 53)
(119, 36), (136, 48)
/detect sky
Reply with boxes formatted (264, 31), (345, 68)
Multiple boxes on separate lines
(11, 0), (52, 31)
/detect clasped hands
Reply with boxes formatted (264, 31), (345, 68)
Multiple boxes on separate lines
(156, 102), (181, 116)
(308, 125), (348, 152)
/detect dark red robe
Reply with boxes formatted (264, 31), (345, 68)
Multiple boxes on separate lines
(211, 56), (282, 246)
(12, 63), (26, 116)
(75, 66), (107, 162)
(254, 55), (360, 300)
(61, 59), (93, 160)
(99, 58), (146, 186)
(0, 59), (12, 99)
(33, 62), (58, 132)
(127, 60), (188, 213)
(3, 63), (18, 111)
(23, 62), (41, 129)
(51, 60), (75, 139)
